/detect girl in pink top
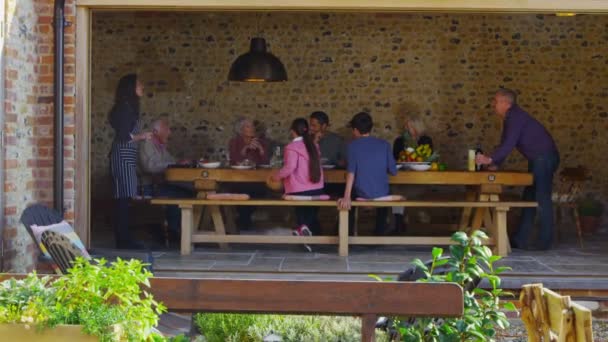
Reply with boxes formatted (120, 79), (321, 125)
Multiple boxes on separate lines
(272, 118), (324, 235)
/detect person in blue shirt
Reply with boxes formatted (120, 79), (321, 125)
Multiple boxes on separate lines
(338, 112), (397, 235)
(476, 88), (559, 250)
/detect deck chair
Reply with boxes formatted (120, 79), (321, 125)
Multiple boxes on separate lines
(20, 204), (154, 274)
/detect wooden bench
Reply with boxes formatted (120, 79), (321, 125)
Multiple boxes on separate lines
(151, 198), (536, 257)
(520, 283), (593, 341)
(0, 274), (464, 342)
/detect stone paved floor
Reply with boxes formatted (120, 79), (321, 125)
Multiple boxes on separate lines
(148, 232), (608, 292)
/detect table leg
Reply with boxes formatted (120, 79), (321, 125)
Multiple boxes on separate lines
(179, 204), (193, 255)
(470, 194), (489, 230)
(209, 205), (229, 250)
(459, 190), (477, 230)
(339, 210), (349, 257)
(494, 207), (510, 256)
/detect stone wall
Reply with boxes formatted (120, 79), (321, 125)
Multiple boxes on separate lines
(2, 0), (76, 272)
(90, 12), (608, 201)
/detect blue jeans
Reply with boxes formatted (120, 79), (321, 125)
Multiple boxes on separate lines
(142, 183), (194, 233)
(514, 151), (560, 249)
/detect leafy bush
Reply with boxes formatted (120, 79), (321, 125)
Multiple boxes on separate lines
(0, 257), (167, 341)
(389, 230), (515, 341)
(194, 313), (390, 342)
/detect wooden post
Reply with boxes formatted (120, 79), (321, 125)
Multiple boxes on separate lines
(361, 314), (377, 342)
(179, 204), (193, 255)
(339, 209), (349, 257)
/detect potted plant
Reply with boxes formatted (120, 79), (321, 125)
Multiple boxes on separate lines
(0, 257), (167, 341)
(578, 197), (604, 235)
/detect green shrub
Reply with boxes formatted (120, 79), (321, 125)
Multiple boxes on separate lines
(194, 313), (390, 342)
(387, 230), (516, 341)
(0, 258), (167, 341)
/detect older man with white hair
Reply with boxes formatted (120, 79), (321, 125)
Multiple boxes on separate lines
(139, 118), (193, 242)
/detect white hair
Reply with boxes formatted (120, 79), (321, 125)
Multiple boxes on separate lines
(407, 115), (426, 135)
(234, 117), (253, 135)
(152, 118), (168, 131)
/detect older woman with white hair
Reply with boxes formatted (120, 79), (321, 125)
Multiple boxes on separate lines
(391, 114), (434, 234)
(229, 117), (270, 166)
(227, 117), (270, 230)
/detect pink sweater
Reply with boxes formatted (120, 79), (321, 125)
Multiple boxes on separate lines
(277, 138), (324, 194)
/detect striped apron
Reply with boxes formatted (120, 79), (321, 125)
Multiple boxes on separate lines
(110, 120), (140, 199)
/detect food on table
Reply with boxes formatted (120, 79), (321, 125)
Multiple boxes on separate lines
(397, 144), (437, 163)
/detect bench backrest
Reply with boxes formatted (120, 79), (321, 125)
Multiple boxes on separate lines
(149, 278), (463, 316)
(520, 283), (593, 342)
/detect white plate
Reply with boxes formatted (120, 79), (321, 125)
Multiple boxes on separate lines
(409, 164), (432, 171)
(200, 161), (221, 169)
(231, 165), (254, 170)
(401, 162), (431, 165)
(258, 164), (272, 169)
(322, 165), (336, 169)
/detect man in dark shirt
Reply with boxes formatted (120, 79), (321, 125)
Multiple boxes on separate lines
(309, 111), (346, 167)
(338, 112), (397, 235)
(476, 89), (559, 250)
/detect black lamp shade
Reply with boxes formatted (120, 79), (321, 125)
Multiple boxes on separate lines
(228, 37), (288, 82)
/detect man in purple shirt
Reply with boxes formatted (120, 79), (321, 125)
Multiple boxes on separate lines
(476, 89), (559, 250)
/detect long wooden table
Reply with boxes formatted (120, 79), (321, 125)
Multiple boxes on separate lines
(167, 168), (533, 186)
(164, 167), (533, 253)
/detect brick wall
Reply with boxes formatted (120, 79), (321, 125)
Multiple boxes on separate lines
(90, 12), (608, 204)
(2, 0), (76, 272)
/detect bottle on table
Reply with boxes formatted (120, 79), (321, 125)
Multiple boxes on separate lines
(475, 144), (483, 171)
(271, 146), (282, 168)
(467, 149), (476, 171)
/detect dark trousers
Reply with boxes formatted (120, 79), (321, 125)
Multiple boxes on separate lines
(114, 197), (132, 245)
(225, 183), (267, 229)
(514, 150), (560, 249)
(290, 188), (324, 234)
(142, 183), (194, 233)
(348, 192), (389, 236)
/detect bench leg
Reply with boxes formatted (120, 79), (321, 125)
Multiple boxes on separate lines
(494, 207), (509, 257)
(209, 205), (229, 250)
(339, 210), (349, 257)
(180, 205), (193, 255)
(361, 314), (376, 342)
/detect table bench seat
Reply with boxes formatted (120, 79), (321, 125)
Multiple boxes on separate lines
(151, 198), (536, 256)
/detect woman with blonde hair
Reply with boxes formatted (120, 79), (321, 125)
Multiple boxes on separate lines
(391, 114), (434, 234)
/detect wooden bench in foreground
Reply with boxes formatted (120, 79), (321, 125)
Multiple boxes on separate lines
(520, 283), (593, 341)
(0, 274), (464, 342)
(151, 198), (537, 257)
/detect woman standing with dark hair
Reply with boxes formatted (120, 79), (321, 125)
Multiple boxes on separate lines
(272, 118), (325, 236)
(109, 74), (151, 249)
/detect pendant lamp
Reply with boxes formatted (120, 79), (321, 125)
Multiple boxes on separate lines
(228, 37), (288, 82)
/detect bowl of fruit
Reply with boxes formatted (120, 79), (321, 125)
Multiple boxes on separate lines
(397, 144), (439, 171)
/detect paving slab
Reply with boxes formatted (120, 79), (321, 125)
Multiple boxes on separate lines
(281, 257), (348, 272)
(210, 257), (283, 271)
